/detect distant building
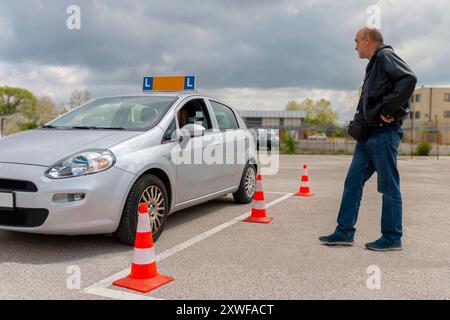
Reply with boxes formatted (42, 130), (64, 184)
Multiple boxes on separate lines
(404, 86), (450, 144)
(237, 110), (305, 129)
(237, 110), (306, 140)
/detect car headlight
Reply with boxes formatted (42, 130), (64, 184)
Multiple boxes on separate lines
(45, 149), (116, 179)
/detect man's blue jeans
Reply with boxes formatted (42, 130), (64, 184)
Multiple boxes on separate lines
(335, 128), (403, 243)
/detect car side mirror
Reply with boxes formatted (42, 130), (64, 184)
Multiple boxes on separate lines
(181, 123), (206, 138)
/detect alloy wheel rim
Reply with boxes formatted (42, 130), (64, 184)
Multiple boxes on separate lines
(138, 186), (165, 234)
(245, 167), (256, 198)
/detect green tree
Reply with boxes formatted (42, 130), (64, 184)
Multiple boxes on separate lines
(20, 95), (57, 126)
(0, 86), (37, 117)
(285, 98), (339, 126)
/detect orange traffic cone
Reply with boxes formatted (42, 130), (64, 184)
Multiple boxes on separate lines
(113, 203), (173, 293)
(295, 163), (315, 197)
(244, 174), (273, 224)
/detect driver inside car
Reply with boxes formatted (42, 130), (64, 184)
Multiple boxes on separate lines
(177, 108), (190, 128)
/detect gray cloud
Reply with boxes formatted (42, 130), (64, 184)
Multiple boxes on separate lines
(0, 0), (377, 89)
(0, 0), (449, 121)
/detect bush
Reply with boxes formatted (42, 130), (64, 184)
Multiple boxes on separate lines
(18, 122), (39, 131)
(416, 141), (432, 156)
(281, 133), (297, 154)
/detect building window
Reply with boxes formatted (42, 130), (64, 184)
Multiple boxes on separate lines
(279, 118), (284, 126)
(409, 111), (421, 119)
(444, 93), (450, 102)
(444, 111), (450, 118)
(415, 94), (421, 103)
(245, 117), (263, 127)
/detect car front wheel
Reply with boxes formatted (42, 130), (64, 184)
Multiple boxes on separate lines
(114, 174), (168, 246)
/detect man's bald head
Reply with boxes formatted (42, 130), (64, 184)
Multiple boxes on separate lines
(358, 27), (384, 45)
(355, 27), (384, 60)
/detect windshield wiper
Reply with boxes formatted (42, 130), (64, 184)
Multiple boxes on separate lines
(42, 125), (126, 130)
(70, 126), (126, 130)
(73, 126), (98, 129)
(91, 127), (126, 130)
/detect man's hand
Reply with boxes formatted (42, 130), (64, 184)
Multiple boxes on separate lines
(380, 114), (395, 123)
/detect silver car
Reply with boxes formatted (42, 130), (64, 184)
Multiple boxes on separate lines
(0, 94), (257, 245)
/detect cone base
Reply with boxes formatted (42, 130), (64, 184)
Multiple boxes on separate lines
(295, 191), (315, 197)
(244, 216), (273, 224)
(113, 273), (173, 293)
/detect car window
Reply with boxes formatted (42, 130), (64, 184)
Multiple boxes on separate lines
(210, 100), (239, 131)
(177, 98), (212, 130)
(71, 103), (121, 127)
(48, 96), (177, 130)
(162, 118), (177, 142)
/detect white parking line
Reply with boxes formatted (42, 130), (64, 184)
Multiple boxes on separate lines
(264, 191), (293, 195)
(83, 193), (293, 300)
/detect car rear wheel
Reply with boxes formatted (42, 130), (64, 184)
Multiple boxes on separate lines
(233, 164), (256, 204)
(114, 174), (168, 246)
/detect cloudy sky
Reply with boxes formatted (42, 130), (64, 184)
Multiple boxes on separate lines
(1, 0), (449, 122)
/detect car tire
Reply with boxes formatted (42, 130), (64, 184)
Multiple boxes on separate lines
(114, 174), (169, 246)
(233, 164), (257, 204)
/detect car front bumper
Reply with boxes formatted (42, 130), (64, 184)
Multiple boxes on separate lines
(0, 162), (136, 235)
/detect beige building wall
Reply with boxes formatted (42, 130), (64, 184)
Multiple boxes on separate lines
(409, 87), (450, 123)
(403, 86), (450, 144)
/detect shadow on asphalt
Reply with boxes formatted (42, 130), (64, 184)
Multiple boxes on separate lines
(0, 196), (249, 265)
(0, 232), (128, 265)
(165, 195), (250, 230)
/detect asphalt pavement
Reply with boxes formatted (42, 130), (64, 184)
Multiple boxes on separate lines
(1, 155), (449, 300)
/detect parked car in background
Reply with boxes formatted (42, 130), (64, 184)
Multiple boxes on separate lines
(252, 128), (279, 151)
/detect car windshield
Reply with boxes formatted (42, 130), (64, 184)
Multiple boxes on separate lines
(47, 96), (178, 130)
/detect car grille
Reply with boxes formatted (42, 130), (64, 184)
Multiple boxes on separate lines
(0, 208), (48, 227)
(0, 179), (38, 192)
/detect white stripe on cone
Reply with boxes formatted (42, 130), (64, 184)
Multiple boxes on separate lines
(137, 213), (152, 233)
(132, 247), (156, 265)
(252, 200), (266, 210)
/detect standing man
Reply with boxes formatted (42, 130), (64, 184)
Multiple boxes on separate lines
(319, 27), (417, 251)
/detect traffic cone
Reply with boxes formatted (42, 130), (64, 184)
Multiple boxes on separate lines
(244, 174), (273, 224)
(113, 203), (173, 293)
(295, 164), (315, 197)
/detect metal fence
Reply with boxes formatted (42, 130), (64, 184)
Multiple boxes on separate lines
(276, 123), (450, 157)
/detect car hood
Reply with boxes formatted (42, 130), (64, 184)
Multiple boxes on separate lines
(0, 129), (142, 166)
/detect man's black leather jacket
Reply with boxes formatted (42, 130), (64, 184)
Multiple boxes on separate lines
(359, 44), (417, 127)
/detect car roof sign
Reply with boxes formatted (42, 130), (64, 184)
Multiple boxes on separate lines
(143, 75), (196, 92)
